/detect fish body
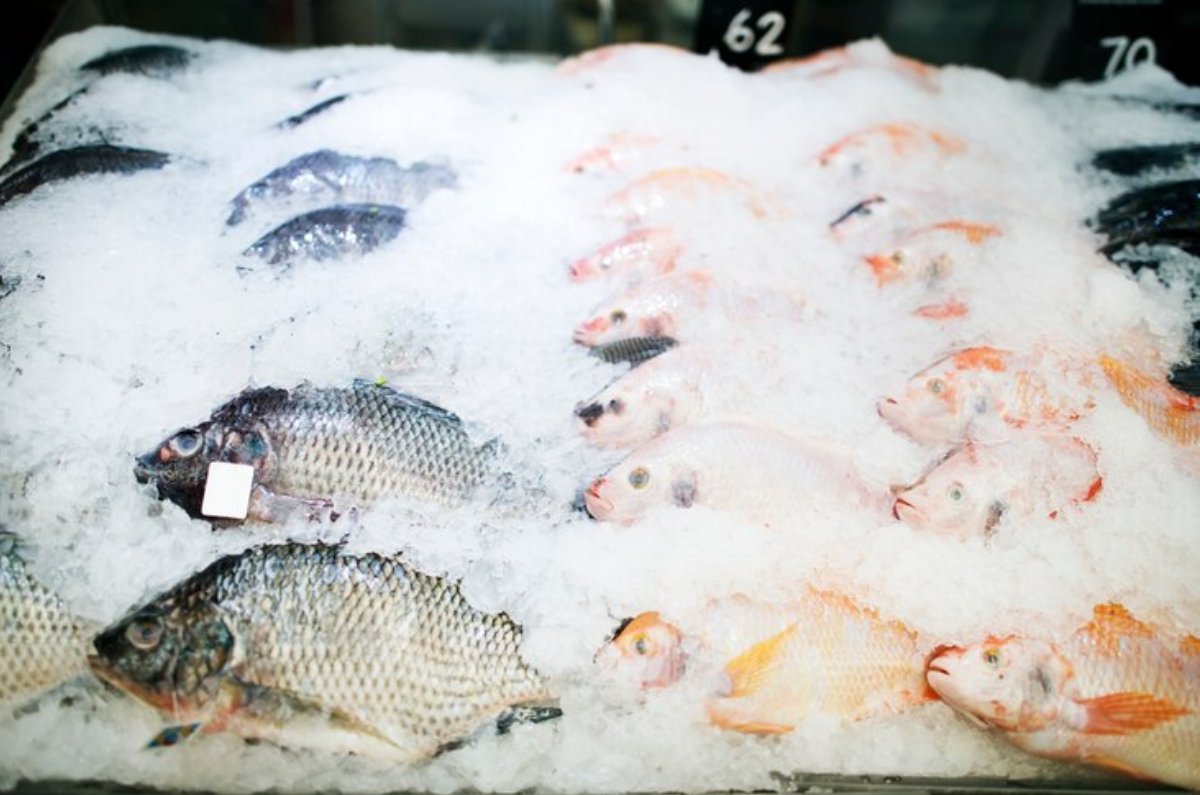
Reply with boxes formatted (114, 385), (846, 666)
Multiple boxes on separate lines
(244, 203), (406, 266)
(604, 168), (772, 223)
(892, 434), (1102, 537)
(89, 543), (553, 760)
(227, 149), (454, 226)
(134, 381), (495, 522)
(864, 221), (1001, 286)
(573, 271), (802, 347)
(589, 335), (677, 368)
(707, 589), (934, 733)
(1100, 355), (1199, 448)
(1092, 142), (1200, 178)
(0, 145), (170, 209)
(79, 44), (192, 77)
(568, 227), (682, 282)
(763, 44), (938, 89)
(565, 133), (662, 175)
(1094, 180), (1200, 256)
(816, 123), (964, 172)
(878, 347), (1094, 446)
(927, 604), (1200, 789)
(0, 532), (96, 707)
(584, 423), (879, 527)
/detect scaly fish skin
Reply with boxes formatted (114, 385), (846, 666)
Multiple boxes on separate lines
(134, 381), (495, 522)
(926, 604), (1200, 790)
(88, 543), (554, 760)
(1099, 355), (1199, 449)
(0, 145), (170, 209)
(0, 531), (96, 707)
(243, 204), (406, 266)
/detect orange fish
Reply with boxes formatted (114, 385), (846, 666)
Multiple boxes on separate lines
(597, 612), (686, 689)
(707, 589), (935, 733)
(557, 43), (693, 76)
(568, 227), (683, 282)
(817, 123), (965, 169)
(864, 221), (1001, 286)
(927, 604), (1200, 789)
(605, 168), (774, 223)
(1099, 355), (1199, 448)
(763, 46), (938, 90)
(565, 133), (663, 175)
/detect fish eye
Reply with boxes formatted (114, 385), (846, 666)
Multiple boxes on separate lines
(168, 429), (203, 458)
(611, 309), (627, 325)
(628, 467), (650, 489)
(608, 399), (625, 415)
(927, 378), (945, 394)
(984, 648), (1000, 667)
(126, 615), (164, 652)
(633, 635), (649, 655)
(947, 482), (965, 502)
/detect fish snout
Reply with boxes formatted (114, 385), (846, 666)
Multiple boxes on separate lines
(584, 477), (614, 519)
(877, 396), (901, 422)
(575, 401), (605, 427)
(924, 643), (965, 678)
(892, 496), (916, 522)
(574, 316), (609, 344)
(569, 258), (596, 281)
(133, 451), (161, 484)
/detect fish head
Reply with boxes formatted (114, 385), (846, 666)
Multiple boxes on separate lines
(597, 611), (686, 688)
(574, 302), (673, 347)
(879, 347), (1009, 445)
(134, 422), (270, 516)
(569, 228), (678, 282)
(926, 636), (1070, 733)
(575, 367), (697, 448)
(585, 446), (693, 523)
(892, 445), (1006, 536)
(89, 599), (235, 720)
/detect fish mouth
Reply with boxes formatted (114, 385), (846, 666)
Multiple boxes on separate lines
(924, 643), (964, 679)
(133, 452), (160, 484)
(892, 497), (918, 522)
(876, 396), (902, 423)
(569, 259), (596, 281)
(584, 479), (613, 519)
(573, 317), (609, 345)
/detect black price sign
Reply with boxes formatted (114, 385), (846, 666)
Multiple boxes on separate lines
(1046, 0), (1196, 85)
(694, 0), (797, 71)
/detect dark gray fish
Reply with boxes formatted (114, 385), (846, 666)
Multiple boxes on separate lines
(89, 542), (554, 760)
(0, 88), (92, 175)
(79, 44), (192, 77)
(133, 380), (496, 523)
(591, 336), (677, 367)
(1092, 143), (1200, 178)
(226, 149), (455, 226)
(1093, 180), (1200, 257)
(276, 95), (349, 129)
(244, 204), (406, 266)
(0, 145), (170, 209)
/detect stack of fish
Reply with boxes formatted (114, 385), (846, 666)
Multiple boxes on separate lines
(0, 29), (1197, 795)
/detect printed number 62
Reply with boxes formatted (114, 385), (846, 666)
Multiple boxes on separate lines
(1100, 36), (1157, 79)
(723, 9), (787, 56)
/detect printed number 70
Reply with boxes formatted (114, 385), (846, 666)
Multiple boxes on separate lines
(1100, 36), (1157, 79)
(723, 9), (787, 56)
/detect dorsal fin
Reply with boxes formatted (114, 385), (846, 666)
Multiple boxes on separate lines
(952, 347), (1010, 372)
(352, 379), (463, 426)
(1080, 603), (1155, 656)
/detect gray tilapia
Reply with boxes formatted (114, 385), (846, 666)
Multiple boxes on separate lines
(243, 204), (406, 266)
(227, 149), (456, 226)
(591, 336), (677, 367)
(0, 144), (170, 209)
(89, 543), (555, 760)
(79, 44), (193, 77)
(1, 531), (96, 707)
(134, 381), (496, 522)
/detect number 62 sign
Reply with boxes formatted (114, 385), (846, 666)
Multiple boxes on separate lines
(694, 0), (796, 71)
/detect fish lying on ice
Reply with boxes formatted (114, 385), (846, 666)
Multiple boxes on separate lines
(1093, 179), (1200, 257)
(1099, 355), (1198, 449)
(568, 227), (682, 282)
(89, 543), (557, 760)
(572, 271), (805, 347)
(583, 423), (881, 527)
(927, 603), (1200, 789)
(878, 347), (1095, 446)
(0, 531), (97, 708)
(227, 149), (455, 226)
(862, 220), (1001, 286)
(276, 95), (350, 130)
(0, 144), (170, 209)
(892, 433), (1102, 537)
(243, 203), (406, 266)
(79, 44), (193, 77)
(605, 168), (774, 223)
(134, 381), (497, 523)
(596, 612), (686, 690)
(816, 123), (965, 173)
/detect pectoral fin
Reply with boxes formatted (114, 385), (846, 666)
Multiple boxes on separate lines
(1080, 691), (1189, 735)
(706, 626), (798, 734)
(722, 626), (794, 699)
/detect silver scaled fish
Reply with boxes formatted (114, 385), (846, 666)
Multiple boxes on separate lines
(134, 381), (496, 523)
(88, 543), (556, 760)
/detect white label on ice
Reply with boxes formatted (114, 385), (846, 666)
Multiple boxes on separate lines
(200, 462), (255, 519)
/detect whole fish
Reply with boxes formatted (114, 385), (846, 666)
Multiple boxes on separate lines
(243, 204), (406, 266)
(568, 227), (682, 281)
(88, 543), (556, 760)
(892, 434), (1102, 537)
(134, 381), (496, 523)
(584, 423), (881, 527)
(816, 123), (964, 172)
(227, 149), (455, 226)
(1093, 180), (1200, 257)
(927, 604), (1200, 789)
(1092, 142), (1200, 178)
(763, 43), (938, 89)
(588, 335), (677, 368)
(706, 589), (935, 733)
(1, 531), (96, 707)
(596, 612), (686, 689)
(878, 347), (1094, 447)
(79, 44), (193, 77)
(863, 220), (1001, 286)
(604, 167), (774, 223)
(573, 271), (804, 347)
(0, 145), (170, 209)
(1100, 355), (1198, 448)
(276, 95), (350, 130)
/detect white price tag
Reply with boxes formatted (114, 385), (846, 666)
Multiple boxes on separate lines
(200, 462), (255, 520)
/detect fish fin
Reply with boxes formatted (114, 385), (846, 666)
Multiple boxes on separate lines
(145, 722), (202, 749)
(1180, 635), (1200, 658)
(722, 625), (795, 699)
(705, 709), (794, 735)
(1080, 691), (1189, 735)
(496, 704), (563, 735)
(352, 379), (464, 426)
(246, 485), (335, 524)
(952, 347), (1009, 372)
(1082, 754), (1159, 782)
(1080, 603), (1156, 657)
